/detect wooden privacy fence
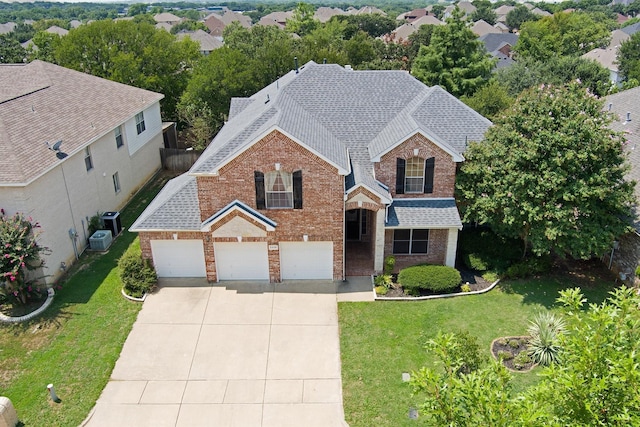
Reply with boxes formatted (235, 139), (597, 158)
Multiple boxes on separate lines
(160, 148), (202, 171)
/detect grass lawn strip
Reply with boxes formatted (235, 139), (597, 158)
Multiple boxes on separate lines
(339, 274), (616, 427)
(0, 171), (174, 426)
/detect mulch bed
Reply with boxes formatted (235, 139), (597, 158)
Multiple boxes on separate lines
(0, 293), (48, 317)
(377, 268), (493, 298)
(491, 336), (536, 372)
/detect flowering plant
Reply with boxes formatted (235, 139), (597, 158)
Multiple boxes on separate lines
(0, 210), (48, 304)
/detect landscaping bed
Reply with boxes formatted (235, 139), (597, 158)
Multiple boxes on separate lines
(0, 291), (48, 317)
(375, 268), (493, 298)
(491, 336), (536, 372)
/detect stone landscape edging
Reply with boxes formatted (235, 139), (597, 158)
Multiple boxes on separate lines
(0, 288), (55, 323)
(121, 288), (147, 302)
(373, 276), (500, 301)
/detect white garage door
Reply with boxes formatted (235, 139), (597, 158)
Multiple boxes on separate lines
(214, 242), (269, 280)
(150, 240), (207, 278)
(280, 242), (334, 280)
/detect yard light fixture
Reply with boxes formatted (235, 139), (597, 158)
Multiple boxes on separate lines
(47, 384), (61, 403)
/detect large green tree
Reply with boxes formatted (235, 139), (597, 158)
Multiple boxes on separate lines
(411, 7), (495, 98)
(505, 4), (539, 31)
(54, 20), (199, 120)
(618, 32), (640, 85)
(457, 82), (634, 259)
(177, 47), (263, 142)
(516, 11), (610, 61)
(285, 2), (318, 36)
(223, 22), (296, 85)
(0, 34), (26, 63)
(412, 287), (640, 425)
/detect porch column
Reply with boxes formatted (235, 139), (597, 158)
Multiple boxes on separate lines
(445, 228), (459, 267)
(374, 209), (385, 272)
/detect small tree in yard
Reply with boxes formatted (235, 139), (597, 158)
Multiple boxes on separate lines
(411, 287), (640, 425)
(457, 82), (635, 259)
(0, 210), (47, 304)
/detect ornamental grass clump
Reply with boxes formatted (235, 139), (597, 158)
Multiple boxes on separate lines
(527, 311), (566, 366)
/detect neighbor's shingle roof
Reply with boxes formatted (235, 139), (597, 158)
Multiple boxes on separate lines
(606, 86), (640, 231)
(479, 33), (519, 53)
(386, 199), (462, 228)
(0, 60), (163, 185)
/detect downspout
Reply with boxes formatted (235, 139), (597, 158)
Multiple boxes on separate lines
(342, 188), (347, 281)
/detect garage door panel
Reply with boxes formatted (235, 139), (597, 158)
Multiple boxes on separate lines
(215, 242), (269, 280)
(280, 242), (333, 280)
(151, 240), (207, 278)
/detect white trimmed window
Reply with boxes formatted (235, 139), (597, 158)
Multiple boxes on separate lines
(265, 170), (293, 209)
(135, 112), (146, 135)
(405, 157), (425, 193)
(114, 126), (124, 148)
(393, 229), (429, 254)
(112, 172), (121, 193)
(84, 147), (93, 171)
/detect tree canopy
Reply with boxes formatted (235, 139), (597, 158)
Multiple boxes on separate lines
(54, 19), (200, 120)
(412, 286), (640, 425)
(457, 82), (634, 259)
(618, 32), (640, 85)
(515, 12), (610, 61)
(411, 7), (495, 98)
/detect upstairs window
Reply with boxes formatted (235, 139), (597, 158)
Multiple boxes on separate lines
(255, 169), (303, 210)
(266, 170), (293, 209)
(84, 147), (93, 171)
(135, 112), (146, 135)
(405, 157), (425, 193)
(114, 126), (124, 148)
(396, 156), (435, 194)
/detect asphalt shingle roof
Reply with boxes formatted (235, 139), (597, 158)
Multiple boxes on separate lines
(135, 62), (490, 231)
(386, 199), (462, 228)
(0, 60), (163, 185)
(606, 87), (640, 231)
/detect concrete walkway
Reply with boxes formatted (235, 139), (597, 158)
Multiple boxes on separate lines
(83, 277), (372, 427)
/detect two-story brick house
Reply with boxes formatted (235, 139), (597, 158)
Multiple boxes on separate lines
(131, 62), (491, 281)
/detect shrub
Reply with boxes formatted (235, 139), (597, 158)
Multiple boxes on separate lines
(118, 243), (157, 298)
(383, 256), (396, 275)
(635, 264), (640, 278)
(374, 274), (392, 288)
(449, 330), (484, 375)
(508, 339), (520, 349)
(459, 228), (521, 271)
(497, 350), (513, 361)
(505, 255), (551, 279)
(87, 212), (103, 236)
(398, 264), (461, 294)
(513, 351), (532, 369)
(482, 271), (499, 283)
(461, 283), (471, 293)
(527, 311), (566, 366)
(374, 285), (388, 295)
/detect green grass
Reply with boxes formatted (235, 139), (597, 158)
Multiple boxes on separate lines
(0, 171), (173, 426)
(338, 273), (617, 427)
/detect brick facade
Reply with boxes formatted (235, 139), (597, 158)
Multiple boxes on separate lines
(143, 130), (345, 281)
(375, 133), (457, 199)
(384, 228), (449, 272)
(141, 130), (460, 281)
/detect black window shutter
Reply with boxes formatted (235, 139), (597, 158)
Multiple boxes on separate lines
(424, 157), (435, 194)
(254, 171), (265, 209)
(293, 170), (303, 209)
(395, 158), (406, 194)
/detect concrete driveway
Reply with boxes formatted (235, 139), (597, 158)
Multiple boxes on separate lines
(83, 278), (371, 427)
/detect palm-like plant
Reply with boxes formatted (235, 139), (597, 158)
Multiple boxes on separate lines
(527, 311), (566, 366)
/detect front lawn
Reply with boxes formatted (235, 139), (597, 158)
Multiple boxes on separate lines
(339, 267), (617, 427)
(0, 171), (173, 426)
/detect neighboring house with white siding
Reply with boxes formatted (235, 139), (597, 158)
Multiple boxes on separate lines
(0, 60), (164, 284)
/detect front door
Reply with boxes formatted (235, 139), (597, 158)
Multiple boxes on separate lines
(346, 209), (367, 241)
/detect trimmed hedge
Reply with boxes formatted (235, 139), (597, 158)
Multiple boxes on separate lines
(118, 242), (157, 298)
(398, 264), (461, 295)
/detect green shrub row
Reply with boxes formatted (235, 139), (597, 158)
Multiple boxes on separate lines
(504, 256), (551, 279)
(398, 264), (461, 295)
(459, 228), (522, 272)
